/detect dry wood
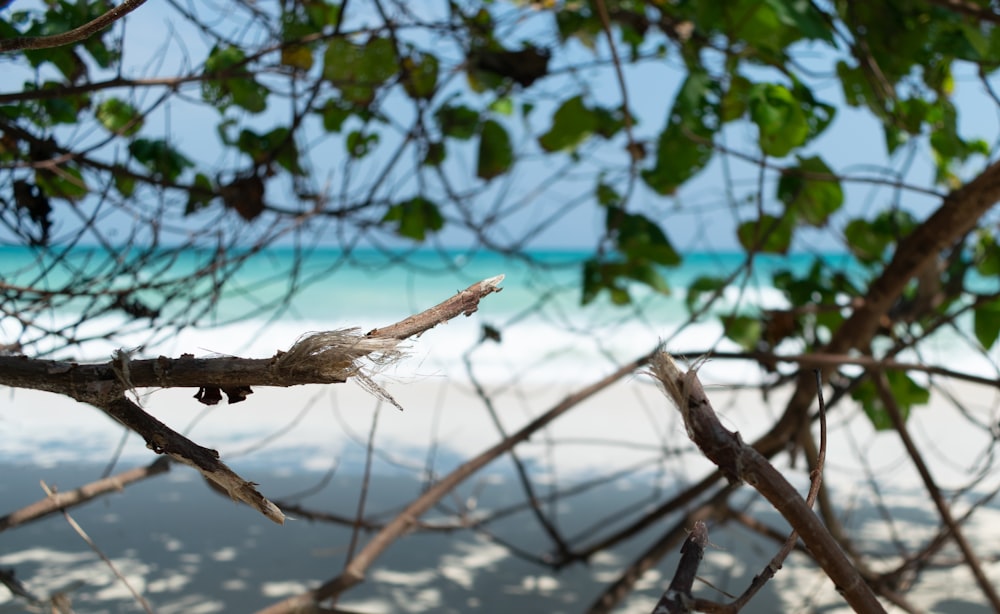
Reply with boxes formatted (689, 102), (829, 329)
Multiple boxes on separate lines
(0, 275), (505, 525)
(650, 352), (886, 614)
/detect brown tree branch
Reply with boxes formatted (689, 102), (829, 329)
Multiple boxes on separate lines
(0, 276), (505, 525)
(650, 352), (886, 613)
(0, 0), (148, 52)
(0, 458), (170, 533)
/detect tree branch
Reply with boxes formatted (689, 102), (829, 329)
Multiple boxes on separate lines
(0, 276), (505, 525)
(650, 352), (886, 613)
(0, 0), (148, 53)
(0, 458), (170, 533)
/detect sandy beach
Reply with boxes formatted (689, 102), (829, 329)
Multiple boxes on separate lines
(2, 361), (1000, 612)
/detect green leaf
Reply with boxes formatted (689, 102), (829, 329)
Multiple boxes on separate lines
(477, 120), (513, 180)
(489, 97), (514, 116)
(852, 371), (929, 431)
(129, 138), (193, 182)
(402, 53), (439, 100)
(737, 214), (794, 254)
(423, 141), (446, 167)
(382, 197), (444, 241)
(538, 95), (597, 152)
(722, 315), (761, 351)
(346, 131), (379, 158)
(762, 0), (834, 43)
(319, 99), (354, 133)
(96, 98), (143, 136)
(36, 165), (87, 201)
(973, 230), (1000, 276)
(435, 104), (480, 140)
(642, 71), (719, 195)
(581, 258), (669, 306)
(612, 210), (681, 266)
(596, 182), (620, 208)
(721, 75), (752, 123)
(202, 46), (269, 113)
(749, 83), (809, 157)
(281, 45), (314, 71)
(778, 155), (843, 226)
(186, 173), (215, 215)
(323, 37), (397, 106)
(844, 210), (917, 264)
(974, 299), (1000, 349)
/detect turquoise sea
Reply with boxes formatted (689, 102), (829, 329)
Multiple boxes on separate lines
(0, 244), (989, 381)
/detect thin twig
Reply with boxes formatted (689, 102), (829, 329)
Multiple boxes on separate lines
(40, 481), (155, 614)
(872, 372), (1000, 611)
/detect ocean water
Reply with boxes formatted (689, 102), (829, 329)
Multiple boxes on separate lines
(4, 253), (1000, 612)
(2, 245), (990, 383)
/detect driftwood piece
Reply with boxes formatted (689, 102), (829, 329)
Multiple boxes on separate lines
(0, 275), (505, 524)
(649, 352), (886, 614)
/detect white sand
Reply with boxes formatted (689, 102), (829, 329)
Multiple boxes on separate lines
(2, 363), (1000, 612)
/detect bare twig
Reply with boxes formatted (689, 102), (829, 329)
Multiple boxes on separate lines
(40, 480), (155, 614)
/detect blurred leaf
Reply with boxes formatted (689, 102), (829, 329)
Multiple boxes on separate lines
(974, 298), (1000, 349)
(346, 130), (379, 158)
(539, 95), (597, 152)
(423, 141), (446, 167)
(844, 210), (917, 264)
(281, 45), (314, 71)
(435, 104), (480, 140)
(382, 196), (445, 240)
(489, 97), (514, 116)
(186, 173), (215, 215)
(12, 179), (51, 245)
(323, 37), (397, 106)
(35, 165), (87, 201)
(721, 75), (752, 122)
(96, 98), (143, 136)
(477, 120), (513, 180)
(596, 182), (620, 208)
(202, 46), (269, 113)
(471, 46), (550, 87)
(612, 210), (681, 266)
(737, 214), (794, 254)
(642, 71), (719, 195)
(749, 83), (808, 157)
(852, 371), (928, 431)
(129, 138), (193, 182)
(778, 155), (843, 226)
(581, 258), (669, 306)
(319, 99), (354, 132)
(723, 315), (761, 351)
(973, 230), (1000, 276)
(402, 53), (439, 100)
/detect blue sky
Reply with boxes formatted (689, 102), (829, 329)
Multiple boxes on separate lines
(3, 1), (999, 253)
